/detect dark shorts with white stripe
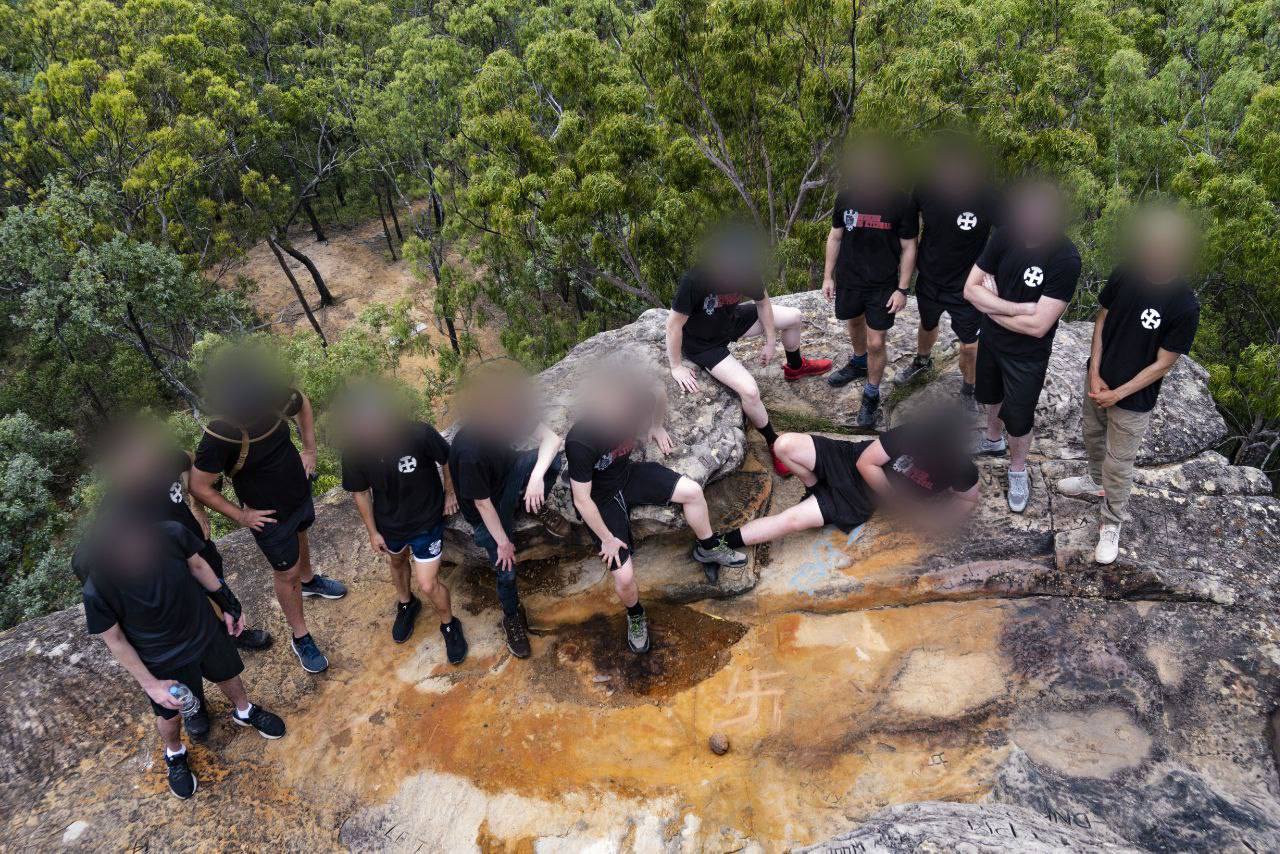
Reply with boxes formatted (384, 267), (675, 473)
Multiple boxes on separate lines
(584, 462), (682, 569)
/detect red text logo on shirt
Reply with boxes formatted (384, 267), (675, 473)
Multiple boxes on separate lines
(843, 210), (893, 231)
(892, 455), (935, 491)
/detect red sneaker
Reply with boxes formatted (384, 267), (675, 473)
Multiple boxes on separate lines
(783, 357), (833, 381)
(772, 450), (792, 477)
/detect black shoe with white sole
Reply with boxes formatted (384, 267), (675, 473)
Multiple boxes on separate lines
(184, 707), (211, 741)
(392, 595), (421, 644)
(233, 628), (273, 650)
(165, 750), (197, 799)
(231, 704), (286, 739)
(441, 617), (468, 665)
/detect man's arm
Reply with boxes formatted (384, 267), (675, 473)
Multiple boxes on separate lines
(667, 311), (699, 393)
(988, 295), (1070, 338)
(756, 293), (778, 364)
(963, 265), (1036, 317)
(886, 238), (918, 313)
(98, 624), (182, 711)
(854, 440), (893, 499)
(188, 550), (243, 635)
(441, 464), (458, 516)
(570, 480), (628, 568)
(1091, 348), (1182, 408)
(1088, 308), (1109, 395)
(188, 468), (275, 532)
(181, 453), (211, 539)
(522, 423), (562, 513)
(294, 393), (318, 477)
(351, 489), (387, 552)
(822, 227), (841, 300)
(473, 497), (515, 570)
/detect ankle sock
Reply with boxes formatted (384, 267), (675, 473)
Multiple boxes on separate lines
(851, 351), (867, 366)
(785, 349), (803, 369)
(166, 746), (186, 759)
(292, 632), (311, 644)
(758, 421), (778, 445)
(863, 383), (880, 398)
(698, 534), (721, 549)
(626, 602), (645, 617)
(724, 529), (746, 549)
(234, 704), (253, 719)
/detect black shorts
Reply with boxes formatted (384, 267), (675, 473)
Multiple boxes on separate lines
(584, 462), (682, 568)
(682, 303), (760, 370)
(145, 631), (244, 719)
(835, 284), (897, 330)
(810, 436), (876, 532)
(917, 295), (980, 344)
(974, 343), (1050, 437)
(253, 497), (316, 570)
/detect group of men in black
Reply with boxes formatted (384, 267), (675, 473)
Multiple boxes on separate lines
(77, 135), (1200, 800)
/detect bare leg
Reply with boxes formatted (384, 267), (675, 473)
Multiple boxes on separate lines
(1008, 430), (1033, 473)
(216, 675), (251, 713)
(866, 328), (888, 385)
(737, 496), (826, 545)
(770, 305), (805, 351)
(985, 404), (1004, 442)
(613, 559), (640, 608)
(671, 476), (712, 540)
(156, 714), (183, 753)
(297, 530), (314, 584)
(412, 557), (454, 623)
(772, 433), (818, 486)
(917, 323), (940, 357)
(388, 550), (412, 604)
(846, 316), (868, 356)
(709, 356), (768, 429)
(959, 342), (978, 385)
(274, 564), (308, 638)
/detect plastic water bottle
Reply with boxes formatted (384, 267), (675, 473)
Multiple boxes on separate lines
(169, 683), (200, 719)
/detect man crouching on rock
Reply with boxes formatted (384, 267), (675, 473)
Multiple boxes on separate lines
(448, 366), (564, 659)
(75, 504), (285, 801)
(716, 408), (980, 548)
(336, 382), (468, 663)
(565, 364), (747, 654)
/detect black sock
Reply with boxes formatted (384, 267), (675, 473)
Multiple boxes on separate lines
(626, 601), (645, 617)
(698, 534), (720, 549)
(961, 381), (975, 396)
(292, 632), (311, 643)
(759, 421), (778, 445)
(785, 349), (803, 369)
(724, 529), (746, 549)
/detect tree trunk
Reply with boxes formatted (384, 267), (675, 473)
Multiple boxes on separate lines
(375, 187), (398, 260)
(384, 181), (403, 242)
(124, 302), (203, 409)
(279, 238), (335, 306)
(302, 198), (326, 242)
(267, 236), (328, 346)
(334, 179), (346, 207)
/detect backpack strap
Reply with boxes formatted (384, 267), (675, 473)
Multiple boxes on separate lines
(200, 416), (286, 478)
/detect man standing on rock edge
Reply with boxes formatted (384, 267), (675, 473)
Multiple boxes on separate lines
(898, 137), (1002, 407)
(823, 138), (920, 429)
(190, 349), (348, 675)
(565, 366), (747, 654)
(337, 385), (468, 662)
(963, 179), (1081, 513)
(75, 515), (286, 800)
(1056, 207), (1200, 564)
(667, 224), (832, 479)
(448, 367), (565, 659)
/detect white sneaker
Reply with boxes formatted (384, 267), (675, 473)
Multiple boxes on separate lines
(1007, 469), (1030, 513)
(1057, 474), (1104, 498)
(1095, 522), (1121, 565)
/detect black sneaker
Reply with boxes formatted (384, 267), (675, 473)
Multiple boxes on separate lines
(502, 611), (531, 659)
(826, 357), (868, 388)
(441, 618), (469, 665)
(899, 354), (933, 384)
(392, 595), (421, 644)
(233, 628), (273, 650)
(959, 384), (980, 414)
(855, 392), (880, 428)
(300, 573), (347, 599)
(231, 704), (286, 739)
(165, 750), (197, 799)
(184, 707), (211, 741)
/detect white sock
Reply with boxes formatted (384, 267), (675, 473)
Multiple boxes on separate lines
(166, 745), (186, 758)
(235, 703), (253, 718)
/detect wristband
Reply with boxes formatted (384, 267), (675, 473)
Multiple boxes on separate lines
(897, 287), (910, 294)
(208, 581), (243, 621)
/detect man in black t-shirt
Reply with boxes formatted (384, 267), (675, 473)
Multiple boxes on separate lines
(76, 515), (285, 800)
(447, 369), (564, 660)
(189, 357), (346, 675)
(900, 142), (1002, 404)
(822, 142), (920, 428)
(963, 179), (1081, 513)
(565, 371), (746, 655)
(1056, 208), (1200, 564)
(667, 226), (832, 478)
(339, 391), (468, 663)
(717, 413), (980, 548)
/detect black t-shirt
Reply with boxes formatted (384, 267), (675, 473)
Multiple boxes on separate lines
(974, 229), (1081, 357)
(671, 268), (765, 354)
(448, 426), (519, 527)
(158, 449), (206, 541)
(193, 388), (309, 517)
(1095, 268), (1200, 412)
(878, 424), (980, 501)
(909, 183), (1001, 301)
(342, 422), (452, 539)
(831, 189), (919, 290)
(565, 420), (638, 499)
(78, 521), (219, 670)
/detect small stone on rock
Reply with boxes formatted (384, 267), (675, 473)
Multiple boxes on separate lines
(709, 733), (730, 755)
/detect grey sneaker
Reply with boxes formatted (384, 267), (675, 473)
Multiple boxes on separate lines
(300, 573), (347, 600)
(290, 633), (330, 673)
(1007, 469), (1030, 513)
(899, 354), (933, 384)
(626, 608), (650, 654)
(1095, 522), (1121, 565)
(1057, 474), (1104, 498)
(692, 541), (747, 568)
(977, 434), (1007, 456)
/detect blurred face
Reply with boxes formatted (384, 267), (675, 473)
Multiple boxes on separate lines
(842, 142), (895, 197)
(933, 147), (982, 196)
(1128, 210), (1194, 286)
(97, 422), (173, 499)
(1009, 183), (1064, 245)
(703, 226), (767, 294)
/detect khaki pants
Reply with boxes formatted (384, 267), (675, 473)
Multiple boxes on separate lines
(1081, 373), (1152, 524)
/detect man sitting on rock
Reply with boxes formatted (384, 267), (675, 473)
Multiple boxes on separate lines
(898, 136), (1002, 408)
(714, 408), (980, 548)
(963, 179), (1081, 513)
(1056, 206), (1200, 564)
(189, 345), (348, 675)
(448, 366), (564, 659)
(823, 138), (919, 428)
(667, 224), (832, 477)
(337, 383), (468, 661)
(565, 365), (747, 655)
(75, 509), (286, 800)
